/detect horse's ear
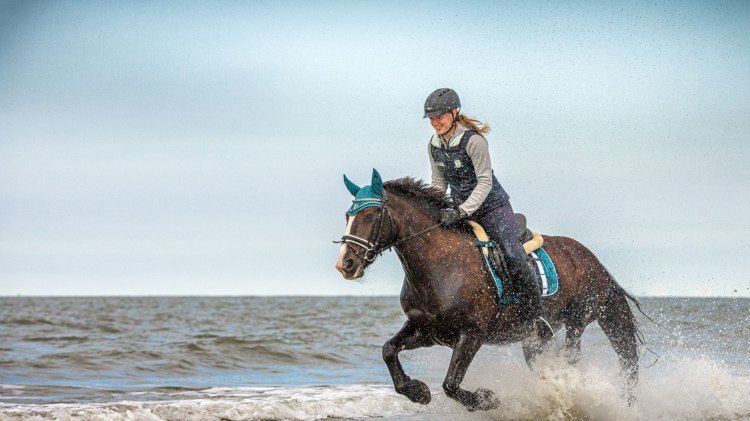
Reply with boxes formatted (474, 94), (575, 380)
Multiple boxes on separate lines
(343, 175), (361, 196)
(370, 168), (383, 197)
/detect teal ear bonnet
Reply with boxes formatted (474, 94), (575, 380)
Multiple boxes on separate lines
(343, 169), (383, 216)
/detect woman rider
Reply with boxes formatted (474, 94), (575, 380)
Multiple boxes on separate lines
(424, 88), (553, 341)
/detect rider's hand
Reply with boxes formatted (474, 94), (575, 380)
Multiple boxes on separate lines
(440, 208), (466, 227)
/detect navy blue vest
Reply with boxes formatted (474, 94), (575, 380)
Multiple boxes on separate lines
(430, 130), (510, 215)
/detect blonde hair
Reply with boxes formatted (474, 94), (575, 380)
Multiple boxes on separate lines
(457, 114), (490, 135)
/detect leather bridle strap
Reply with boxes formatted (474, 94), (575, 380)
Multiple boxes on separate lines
(340, 234), (378, 261)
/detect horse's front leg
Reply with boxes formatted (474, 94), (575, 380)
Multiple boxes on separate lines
(443, 333), (500, 411)
(382, 320), (434, 404)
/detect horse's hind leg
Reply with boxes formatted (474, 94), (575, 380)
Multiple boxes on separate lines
(523, 303), (588, 369)
(382, 320), (434, 405)
(521, 321), (557, 368)
(561, 298), (597, 365)
(563, 323), (585, 365)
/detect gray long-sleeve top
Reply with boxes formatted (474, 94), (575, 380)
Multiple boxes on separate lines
(428, 124), (494, 216)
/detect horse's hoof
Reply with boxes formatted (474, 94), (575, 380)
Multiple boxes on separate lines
(401, 379), (431, 405)
(468, 388), (501, 412)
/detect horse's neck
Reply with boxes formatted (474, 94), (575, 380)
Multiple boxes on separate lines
(386, 194), (438, 242)
(387, 194), (458, 282)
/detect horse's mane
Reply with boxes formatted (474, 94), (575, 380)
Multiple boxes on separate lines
(383, 177), (453, 211)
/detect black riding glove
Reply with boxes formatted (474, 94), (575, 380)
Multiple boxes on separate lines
(440, 208), (466, 227)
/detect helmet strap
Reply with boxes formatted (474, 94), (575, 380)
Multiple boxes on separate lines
(439, 108), (460, 138)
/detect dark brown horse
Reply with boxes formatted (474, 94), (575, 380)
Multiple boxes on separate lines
(335, 171), (644, 411)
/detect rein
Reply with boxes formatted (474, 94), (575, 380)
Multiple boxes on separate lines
(382, 221), (443, 251)
(334, 193), (443, 261)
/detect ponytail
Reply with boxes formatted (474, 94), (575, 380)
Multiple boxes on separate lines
(457, 114), (490, 135)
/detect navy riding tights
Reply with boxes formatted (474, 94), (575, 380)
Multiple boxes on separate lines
(475, 203), (540, 299)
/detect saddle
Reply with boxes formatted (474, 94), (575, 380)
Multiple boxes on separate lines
(468, 213), (558, 302)
(468, 213), (544, 256)
(515, 214), (534, 244)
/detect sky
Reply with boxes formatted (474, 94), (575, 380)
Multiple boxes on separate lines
(0, 1), (748, 296)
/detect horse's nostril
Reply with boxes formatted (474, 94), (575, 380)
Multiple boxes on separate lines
(343, 259), (354, 271)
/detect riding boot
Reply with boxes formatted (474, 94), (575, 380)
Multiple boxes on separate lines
(514, 266), (554, 340)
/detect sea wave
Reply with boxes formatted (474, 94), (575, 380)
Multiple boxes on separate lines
(2, 356), (749, 421)
(0, 385), (426, 421)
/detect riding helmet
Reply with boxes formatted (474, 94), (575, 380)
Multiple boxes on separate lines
(423, 88), (460, 118)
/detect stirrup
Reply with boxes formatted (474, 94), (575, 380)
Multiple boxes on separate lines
(535, 317), (554, 340)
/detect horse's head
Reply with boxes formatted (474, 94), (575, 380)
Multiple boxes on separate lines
(335, 169), (390, 280)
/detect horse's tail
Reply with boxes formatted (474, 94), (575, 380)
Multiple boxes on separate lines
(598, 269), (649, 386)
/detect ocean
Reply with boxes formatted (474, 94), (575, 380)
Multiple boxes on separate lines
(0, 296), (748, 420)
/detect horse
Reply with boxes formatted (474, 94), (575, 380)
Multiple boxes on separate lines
(334, 169), (645, 412)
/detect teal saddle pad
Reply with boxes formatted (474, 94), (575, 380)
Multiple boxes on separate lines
(529, 247), (560, 298)
(478, 245), (560, 303)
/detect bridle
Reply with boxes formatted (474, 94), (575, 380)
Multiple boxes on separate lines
(336, 194), (393, 262)
(335, 192), (443, 262)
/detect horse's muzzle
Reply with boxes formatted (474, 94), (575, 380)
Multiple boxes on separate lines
(335, 256), (364, 280)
